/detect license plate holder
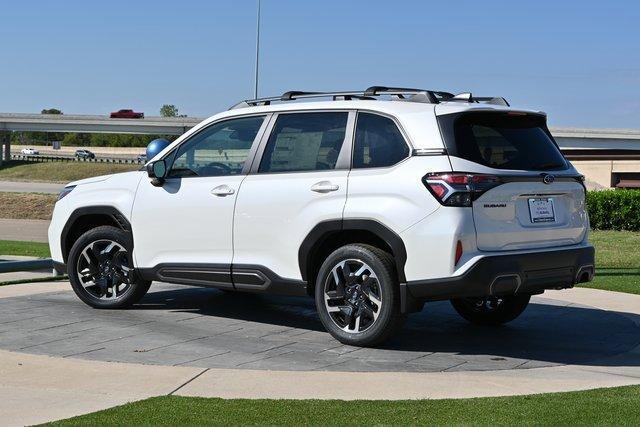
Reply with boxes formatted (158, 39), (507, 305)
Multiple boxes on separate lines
(528, 198), (556, 223)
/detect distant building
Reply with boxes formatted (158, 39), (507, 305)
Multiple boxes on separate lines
(552, 128), (640, 190)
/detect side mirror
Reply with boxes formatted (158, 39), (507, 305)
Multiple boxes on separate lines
(147, 160), (167, 186)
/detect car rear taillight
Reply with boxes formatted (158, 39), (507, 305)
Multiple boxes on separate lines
(423, 173), (502, 207)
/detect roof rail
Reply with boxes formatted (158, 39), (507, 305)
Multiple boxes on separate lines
(363, 86), (455, 104)
(229, 90), (369, 109)
(229, 87), (506, 109)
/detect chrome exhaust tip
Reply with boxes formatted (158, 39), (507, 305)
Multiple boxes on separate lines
(575, 265), (594, 284)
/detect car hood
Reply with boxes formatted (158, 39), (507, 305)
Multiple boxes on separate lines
(67, 174), (114, 187)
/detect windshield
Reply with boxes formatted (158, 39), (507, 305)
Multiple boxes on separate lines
(438, 112), (567, 171)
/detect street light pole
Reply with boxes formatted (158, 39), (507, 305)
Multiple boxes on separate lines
(254, 0), (261, 99)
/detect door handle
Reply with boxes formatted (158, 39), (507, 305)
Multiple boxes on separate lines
(211, 185), (235, 197)
(311, 181), (339, 193)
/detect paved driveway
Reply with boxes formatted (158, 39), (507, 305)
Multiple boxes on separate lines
(1, 282), (638, 372)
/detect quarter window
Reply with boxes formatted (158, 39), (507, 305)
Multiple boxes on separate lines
(168, 116), (265, 178)
(353, 113), (409, 168)
(258, 112), (348, 173)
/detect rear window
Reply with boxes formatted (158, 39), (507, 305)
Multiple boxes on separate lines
(438, 112), (567, 171)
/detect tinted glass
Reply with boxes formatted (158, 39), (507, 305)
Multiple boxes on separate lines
(259, 112), (348, 173)
(353, 113), (409, 168)
(440, 112), (567, 171)
(168, 116), (264, 178)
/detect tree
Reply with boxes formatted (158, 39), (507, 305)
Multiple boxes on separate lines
(160, 104), (179, 117)
(41, 108), (63, 115)
(62, 133), (81, 146)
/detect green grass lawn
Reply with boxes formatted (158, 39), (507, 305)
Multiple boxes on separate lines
(0, 239), (50, 258)
(0, 160), (138, 183)
(47, 385), (640, 426)
(589, 230), (640, 268)
(581, 230), (640, 295)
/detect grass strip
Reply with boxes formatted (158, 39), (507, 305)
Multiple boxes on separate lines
(47, 385), (640, 426)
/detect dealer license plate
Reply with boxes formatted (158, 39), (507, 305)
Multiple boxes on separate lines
(528, 198), (556, 223)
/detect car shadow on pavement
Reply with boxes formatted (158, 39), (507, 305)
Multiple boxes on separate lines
(134, 285), (640, 368)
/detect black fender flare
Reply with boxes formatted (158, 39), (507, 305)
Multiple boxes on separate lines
(61, 206), (132, 263)
(298, 219), (408, 284)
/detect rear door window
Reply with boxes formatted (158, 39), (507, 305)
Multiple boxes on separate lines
(438, 112), (567, 171)
(259, 112), (348, 173)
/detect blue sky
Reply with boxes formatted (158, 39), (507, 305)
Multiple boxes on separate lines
(0, 0), (638, 128)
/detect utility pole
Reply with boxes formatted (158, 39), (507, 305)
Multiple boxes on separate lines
(254, 0), (261, 99)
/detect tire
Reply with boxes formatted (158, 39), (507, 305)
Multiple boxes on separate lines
(67, 225), (151, 309)
(450, 295), (531, 326)
(315, 244), (406, 347)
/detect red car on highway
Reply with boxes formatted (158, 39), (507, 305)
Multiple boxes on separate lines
(110, 109), (144, 119)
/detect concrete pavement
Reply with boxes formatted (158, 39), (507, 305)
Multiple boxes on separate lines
(0, 218), (49, 242)
(0, 283), (639, 425)
(0, 349), (202, 426)
(0, 180), (64, 194)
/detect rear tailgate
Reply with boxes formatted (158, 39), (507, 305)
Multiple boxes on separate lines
(473, 178), (588, 251)
(436, 108), (589, 252)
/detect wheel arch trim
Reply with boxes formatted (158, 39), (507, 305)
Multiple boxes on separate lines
(298, 219), (408, 284)
(61, 205), (132, 263)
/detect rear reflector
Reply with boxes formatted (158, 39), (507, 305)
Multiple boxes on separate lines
(455, 240), (463, 265)
(423, 173), (502, 207)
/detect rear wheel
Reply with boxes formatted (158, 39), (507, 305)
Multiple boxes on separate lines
(68, 226), (151, 309)
(315, 244), (405, 347)
(450, 295), (531, 326)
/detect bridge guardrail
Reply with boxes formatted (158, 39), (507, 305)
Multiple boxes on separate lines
(11, 154), (144, 164)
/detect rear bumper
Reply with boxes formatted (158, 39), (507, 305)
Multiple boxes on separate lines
(403, 245), (594, 310)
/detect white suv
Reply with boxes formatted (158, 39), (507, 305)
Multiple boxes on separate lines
(49, 87), (595, 346)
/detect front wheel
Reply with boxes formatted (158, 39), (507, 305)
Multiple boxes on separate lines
(450, 295), (531, 326)
(68, 226), (151, 309)
(315, 244), (405, 347)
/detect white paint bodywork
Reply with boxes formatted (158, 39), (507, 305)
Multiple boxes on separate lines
(472, 180), (587, 251)
(48, 171), (145, 262)
(130, 175), (245, 268)
(233, 170), (348, 280)
(48, 98), (591, 286)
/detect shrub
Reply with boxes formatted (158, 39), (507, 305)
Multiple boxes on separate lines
(586, 190), (640, 231)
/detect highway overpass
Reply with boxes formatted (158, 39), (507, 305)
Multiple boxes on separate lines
(1, 112), (640, 189)
(0, 113), (203, 166)
(0, 113), (201, 135)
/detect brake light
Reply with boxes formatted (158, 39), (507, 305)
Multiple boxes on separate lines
(423, 173), (502, 207)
